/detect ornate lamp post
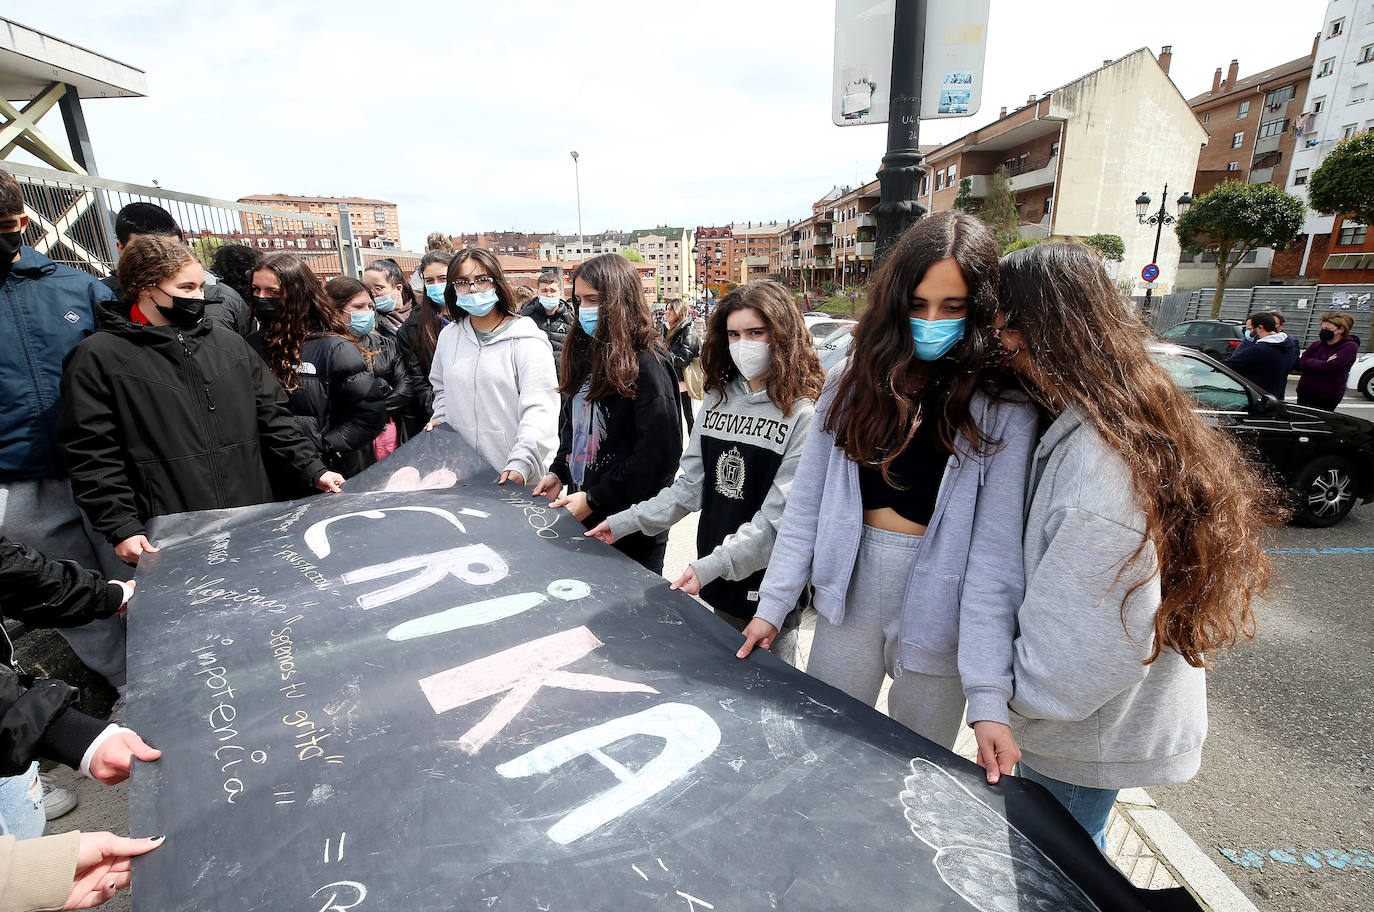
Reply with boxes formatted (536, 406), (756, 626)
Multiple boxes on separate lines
(1135, 183), (1193, 312)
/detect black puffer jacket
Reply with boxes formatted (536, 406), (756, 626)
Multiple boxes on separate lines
(248, 332), (388, 478)
(358, 328), (414, 458)
(1, 536), (125, 775)
(395, 307), (444, 435)
(665, 320), (700, 382)
(60, 302), (330, 545)
(519, 299), (576, 364)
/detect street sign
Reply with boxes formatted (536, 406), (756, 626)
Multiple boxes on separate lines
(1141, 263), (1160, 283)
(831, 0), (991, 126)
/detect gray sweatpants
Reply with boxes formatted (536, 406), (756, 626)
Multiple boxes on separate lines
(805, 524), (966, 749)
(0, 477), (129, 687)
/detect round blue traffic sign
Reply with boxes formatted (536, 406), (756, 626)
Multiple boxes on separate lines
(1141, 263), (1160, 282)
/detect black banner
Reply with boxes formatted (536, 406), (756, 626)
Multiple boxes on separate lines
(128, 428), (1201, 911)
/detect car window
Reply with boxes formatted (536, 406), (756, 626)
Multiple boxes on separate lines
(1160, 324), (1189, 341)
(809, 321), (843, 341)
(1153, 351), (1251, 410)
(819, 325), (854, 347)
(1201, 324), (1240, 340)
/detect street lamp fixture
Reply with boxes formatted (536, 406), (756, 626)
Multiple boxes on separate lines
(1133, 183), (1195, 312)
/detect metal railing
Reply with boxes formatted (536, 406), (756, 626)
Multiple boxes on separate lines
(1, 160), (348, 279)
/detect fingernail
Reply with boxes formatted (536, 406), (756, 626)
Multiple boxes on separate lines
(150, 834), (166, 842)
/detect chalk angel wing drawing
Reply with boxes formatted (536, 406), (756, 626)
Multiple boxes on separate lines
(899, 759), (1102, 912)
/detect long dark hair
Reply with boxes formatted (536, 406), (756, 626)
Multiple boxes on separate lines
(826, 211), (1004, 480)
(998, 241), (1287, 666)
(703, 280), (824, 417)
(442, 247), (517, 322)
(559, 253), (661, 399)
(256, 253), (351, 390)
(406, 250), (452, 369)
(211, 243), (261, 305)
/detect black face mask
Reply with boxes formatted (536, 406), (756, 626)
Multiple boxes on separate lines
(253, 296), (283, 322)
(0, 230), (22, 280)
(1319, 328), (1336, 342)
(153, 288), (206, 326)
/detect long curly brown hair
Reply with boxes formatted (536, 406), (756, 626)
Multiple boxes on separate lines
(116, 235), (195, 304)
(998, 241), (1287, 667)
(255, 253), (351, 390)
(559, 253), (663, 399)
(826, 211), (1008, 480)
(703, 280), (824, 417)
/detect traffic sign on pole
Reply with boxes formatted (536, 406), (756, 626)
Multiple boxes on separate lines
(1141, 263), (1160, 283)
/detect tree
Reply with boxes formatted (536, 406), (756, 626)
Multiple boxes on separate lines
(1080, 233), (1125, 262)
(189, 234), (229, 266)
(1175, 181), (1304, 318)
(618, 248), (644, 262)
(952, 178), (978, 214)
(1002, 237), (1043, 255)
(978, 166), (1021, 252)
(1307, 129), (1374, 227)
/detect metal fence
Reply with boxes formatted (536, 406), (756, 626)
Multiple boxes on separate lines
(1151, 284), (1374, 351)
(0, 160), (348, 280)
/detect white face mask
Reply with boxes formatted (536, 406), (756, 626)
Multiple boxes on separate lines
(729, 340), (772, 380)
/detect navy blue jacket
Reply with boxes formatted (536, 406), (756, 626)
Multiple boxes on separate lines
(0, 247), (116, 481)
(1226, 338), (1290, 399)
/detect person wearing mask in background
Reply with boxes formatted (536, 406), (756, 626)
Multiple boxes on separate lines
(662, 299), (701, 437)
(520, 271), (575, 367)
(60, 237), (344, 568)
(0, 171), (128, 719)
(397, 250), (453, 435)
(588, 281), (824, 664)
(1296, 311), (1360, 410)
(736, 212), (1037, 786)
(992, 242), (1283, 848)
(248, 254), (387, 479)
(1227, 311), (1290, 399)
(410, 231), (453, 294)
(362, 258), (415, 336)
(0, 536), (159, 847)
(326, 277), (413, 464)
(210, 243), (262, 322)
(533, 254), (682, 572)
(422, 249), (559, 487)
(101, 203), (251, 336)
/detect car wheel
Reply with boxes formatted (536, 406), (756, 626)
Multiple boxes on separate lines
(1292, 455), (1358, 527)
(1360, 368), (1374, 401)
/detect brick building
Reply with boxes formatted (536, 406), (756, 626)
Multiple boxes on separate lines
(454, 231), (554, 259)
(727, 222), (785, 286)
(695, 226), (732, 297)
(237, 194), (401, 249)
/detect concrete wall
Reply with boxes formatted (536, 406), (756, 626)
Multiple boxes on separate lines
(1049, 49), (1208, 295)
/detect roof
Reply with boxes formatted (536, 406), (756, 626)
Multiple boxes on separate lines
(0, 16), (146, 99)
(239, 194), (397, 206)
(1187, 53), (1314, 108)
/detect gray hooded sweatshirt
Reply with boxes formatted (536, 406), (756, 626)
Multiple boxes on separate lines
(754, 377), (1038, 726)
(1009, 408), (1207, 789)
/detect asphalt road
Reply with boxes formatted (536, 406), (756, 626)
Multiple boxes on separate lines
(1148, 385), (1374, 912)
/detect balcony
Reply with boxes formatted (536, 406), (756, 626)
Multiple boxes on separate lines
(1248, 166), (1276, 184)
(856, 241), (876, 259)
(1007, 154), (1058, 192)
(857, 212), (876, 228)
(1254, 133), (1283, 155)
(813, 256), (834, 267)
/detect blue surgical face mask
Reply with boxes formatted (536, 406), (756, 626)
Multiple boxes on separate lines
(909, 316), (966, 361)
(349, 309), (376, 337)
(426, 284), (446, 306)
(1244, 328), (1255, 341)
(539, 295), (560, 312)
(455, 287), (499, 317)
(578, 307), (599, 336)
(373, 294), (396, 314)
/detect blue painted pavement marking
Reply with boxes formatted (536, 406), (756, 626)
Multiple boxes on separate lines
(1219, 847), (1374, 872)
(1264, 547), (1374, 555)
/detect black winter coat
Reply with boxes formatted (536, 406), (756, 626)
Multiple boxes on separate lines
(60, 303), (329, 544)
(1, 536), (125, 775)
(394, 307), (445, 435)
(357, 328), (415, 460)
(519, 299), (576, 364)
(664, 320), (700, 382)
(247, 332), (388, 478)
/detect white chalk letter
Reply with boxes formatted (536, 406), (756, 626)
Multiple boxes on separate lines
(303, 507), (467, 559)
(340, 544), (508, 610)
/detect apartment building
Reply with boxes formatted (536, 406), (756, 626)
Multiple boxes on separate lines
(537, 231), (634, 262)
(238, 194), (401, 249)
(921, 47), (1206, 295)
(630, 226), (695, 301)
(1280, 0), (1374, 284)
(695, 226), (732, 297)
(727, 222), (785, 286)
(454, 231), (554, 259)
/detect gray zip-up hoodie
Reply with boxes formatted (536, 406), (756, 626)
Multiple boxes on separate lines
(1009, 408), (1206, 789)
(754, 377), (1038, 726)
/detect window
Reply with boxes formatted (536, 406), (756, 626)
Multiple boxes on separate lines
(1237, 101), (1250, 119)
(1338, 223), (1368, 245)
(257, 238), (269, 249)
(1232, 131), (1244, 148)
(1258, 118), (1289, 138)
(1294, 168), (1310, 185)
(1330, 18), (1344, 37)
(1044, 197), (1053, 215)
(1362, 44), (1374, 64)
(1154, 351), (1250, 411)
(295, 238), (307, 249)
(1228, 161), (1239, 171)
(1351, 84), (1368, 105)
(945, 164), (956, 182)
(273, 238), (285, 249)
(935, 171), (945, 191)
(1319, 58), (1335, 78)
(1050, 141), (1060, 157)
(1202, 112), (1210, 123)
(1343, 123), (1358, 140)
(1314, 96), (1327, 113)
(1265, 85), (1295, 107)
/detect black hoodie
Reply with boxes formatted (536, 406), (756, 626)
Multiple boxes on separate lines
(58, 301), (328, 545)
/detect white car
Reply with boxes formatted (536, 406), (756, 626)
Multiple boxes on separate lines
(1349, 352), (1374, 400)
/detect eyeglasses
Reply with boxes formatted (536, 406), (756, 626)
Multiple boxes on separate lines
(452, 276), (495, 290)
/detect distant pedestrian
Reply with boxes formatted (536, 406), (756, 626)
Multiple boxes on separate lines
(519, 270), (575, 366)
(662, 299), (701, 435)
(1296, 311), (1359, 410)
(1226, 311), (1289, 398)
(993, 242), (1284, 849)
(533, 253), (682, 573)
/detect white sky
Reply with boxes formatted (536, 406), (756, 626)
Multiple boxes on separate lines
(10, 0), (1327, 251)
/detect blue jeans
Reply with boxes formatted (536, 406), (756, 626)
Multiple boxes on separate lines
(0, 763), (46, 839)
(1018, 763), (1118, 850)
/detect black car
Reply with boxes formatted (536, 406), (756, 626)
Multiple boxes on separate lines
(1151, 343), (1374, 526)
(1158, 319), (1248, 361)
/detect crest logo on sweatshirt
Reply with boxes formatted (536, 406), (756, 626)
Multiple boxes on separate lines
(63, 310), (80, 324)
(715, 446), (746, 500)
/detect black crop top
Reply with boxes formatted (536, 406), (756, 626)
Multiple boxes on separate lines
(857, 431), (949, 527)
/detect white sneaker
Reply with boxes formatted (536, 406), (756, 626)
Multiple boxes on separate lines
(39, 772), (77, 820)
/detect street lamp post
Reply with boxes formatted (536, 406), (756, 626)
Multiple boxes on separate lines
(1135, 183), (1193, 315)
(570, 151), (583, 257)
(873, 0), (929, 264)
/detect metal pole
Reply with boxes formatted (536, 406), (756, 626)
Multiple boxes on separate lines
(1144, 181), (1168, 314)
(873, 0), (928, 265)
(570, 151), (583, 257)
(57, 85), (119, 263)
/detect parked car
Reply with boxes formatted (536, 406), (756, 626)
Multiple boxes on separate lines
(1158, 319), (1248, 361)
(817, 326), (855, 373)
(805, 315), (856, 346)
(1348, 352), (1374, 400)
(1151, 342), (1374, 526)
